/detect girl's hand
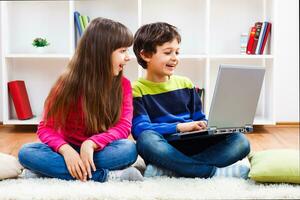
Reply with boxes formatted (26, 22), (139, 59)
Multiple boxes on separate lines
(80, 140), (97, 179)
(58, 144), (87, 181)
(176, 121), (207, 132)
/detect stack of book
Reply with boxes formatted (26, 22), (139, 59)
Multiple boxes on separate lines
(246, 21), (272, 55)
(74, 11), (91, 37)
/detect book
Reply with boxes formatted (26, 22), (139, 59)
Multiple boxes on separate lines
(260, 22), (272, 54)
(8, 80), (33, 120)
(74, 11), (82, 36)
(256, 21), (268, 54)
(79, 15), (85, 32)
(251, 22), (263, 54)
(246, 27), (256, 54)
(82, 15), (89, 29)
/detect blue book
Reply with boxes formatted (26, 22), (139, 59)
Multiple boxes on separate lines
(256, 21), (268, 54)
(74, 11), (82, 36)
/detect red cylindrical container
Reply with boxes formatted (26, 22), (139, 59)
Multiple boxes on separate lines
(8, 80), (33, 120)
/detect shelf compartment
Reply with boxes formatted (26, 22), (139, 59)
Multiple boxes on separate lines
(208, 58), (275, 125)
(209, 0), (273, 55)
(4, 58), (68, 123)
(141, 0), (207, 55)
(2, 1), (70, 54)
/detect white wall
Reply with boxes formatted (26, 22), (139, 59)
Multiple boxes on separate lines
(0, 1), (299, 123)
(0, 3), (2, 122)
(274, 0), (299, 122)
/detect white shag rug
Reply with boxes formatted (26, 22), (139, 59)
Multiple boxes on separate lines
(0, 177), (300, 200)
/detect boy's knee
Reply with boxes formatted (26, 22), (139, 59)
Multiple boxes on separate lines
(233, 133), (251, 156)
(136, 130), (171, 157)
(136, 130), (162, 147)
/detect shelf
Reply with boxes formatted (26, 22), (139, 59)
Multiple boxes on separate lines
(1, 0), (276, 125)
(5, 54), (72, 59)
(253, 117), (275, 125)
(4, 116), (41, 125)
(179, 55), (207, 59)
(209, 55), (274, 59)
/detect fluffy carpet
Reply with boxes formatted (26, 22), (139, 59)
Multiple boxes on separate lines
(0, 177), (299, 200)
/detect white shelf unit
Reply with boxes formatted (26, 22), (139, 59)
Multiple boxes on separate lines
(1, 0), (275, 125)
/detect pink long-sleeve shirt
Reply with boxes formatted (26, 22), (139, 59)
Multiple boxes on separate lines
(37, 77), (133, 152)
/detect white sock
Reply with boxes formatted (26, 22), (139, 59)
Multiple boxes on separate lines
(213, 162), (250, 179)
(144, 164), (177, 177)
(107, 167), (144, 181)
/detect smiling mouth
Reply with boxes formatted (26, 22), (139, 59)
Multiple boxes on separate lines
(166, 64), (175, 68)
(119, 64), (125, 69)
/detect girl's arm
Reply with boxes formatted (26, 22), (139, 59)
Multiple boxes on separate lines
(88, 78), (133, 151)
(37, 119), (68, 152)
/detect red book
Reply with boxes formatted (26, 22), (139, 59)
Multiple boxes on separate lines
(251, 22), (263, 54)
(246, 27), (256, 54)
(259, 22), (272, 54)
(8, 80), (33, 120)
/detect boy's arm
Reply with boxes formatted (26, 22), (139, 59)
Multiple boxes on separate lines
(189, 86), (207, 121)
(132, 97), (178, 140)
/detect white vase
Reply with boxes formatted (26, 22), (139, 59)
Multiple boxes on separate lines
(35, 47), (48, 54)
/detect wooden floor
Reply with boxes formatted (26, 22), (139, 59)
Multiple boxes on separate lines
(0, 125), (299, 157)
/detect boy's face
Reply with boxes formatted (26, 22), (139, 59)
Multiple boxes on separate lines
(143, 39), (180, 81)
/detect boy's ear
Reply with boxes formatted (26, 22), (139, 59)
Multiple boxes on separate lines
(140, 50), (152, 63)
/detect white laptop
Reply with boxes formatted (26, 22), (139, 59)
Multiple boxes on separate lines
(166, 64), (265, 141)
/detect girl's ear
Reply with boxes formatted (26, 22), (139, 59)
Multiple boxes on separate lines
(140, 50), (152, 63)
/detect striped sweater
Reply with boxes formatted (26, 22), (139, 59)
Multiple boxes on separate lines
(132, 75), (206, 140)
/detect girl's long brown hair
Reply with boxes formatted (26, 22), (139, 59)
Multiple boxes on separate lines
(44, 17), (133, 135)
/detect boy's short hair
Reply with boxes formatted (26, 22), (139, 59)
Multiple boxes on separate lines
(133, 22), (181, 69)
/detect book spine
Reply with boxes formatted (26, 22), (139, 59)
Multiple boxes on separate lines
(246, 27), (256, 54)
(74, 11), (82, 36)
(79, 15), (85, 32)
(82, 15), (89, 29)
(8, 80), (33, 120)
(260, 22), (272, 54)
(251, 22), (262, 54)
(256, 21), (267, 54)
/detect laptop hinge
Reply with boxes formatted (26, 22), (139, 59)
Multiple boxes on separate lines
(244, 124), (253, 132)
(207, 127), (217, 134)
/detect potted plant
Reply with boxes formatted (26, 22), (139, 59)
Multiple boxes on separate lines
(32, 37), (50, 53)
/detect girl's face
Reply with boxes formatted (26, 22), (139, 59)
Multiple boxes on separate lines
(111, 47), (131, 76)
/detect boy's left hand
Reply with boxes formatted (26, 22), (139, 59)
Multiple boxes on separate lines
(80, 140), (97, 180)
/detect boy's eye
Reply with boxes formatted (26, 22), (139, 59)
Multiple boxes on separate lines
(164, 52), (172, 55)
(176, 51), (180, 55)
(121, 49), (128, 53)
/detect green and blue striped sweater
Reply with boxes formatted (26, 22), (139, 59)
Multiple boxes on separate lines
(132, 75), (206, 140)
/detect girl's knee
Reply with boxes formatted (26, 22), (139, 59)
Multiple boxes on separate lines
(18, 143), (46, 166)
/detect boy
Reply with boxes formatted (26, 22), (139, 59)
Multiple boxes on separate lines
(132, 22), (250, 179)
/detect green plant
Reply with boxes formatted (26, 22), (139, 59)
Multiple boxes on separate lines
(32, 37), (50, 47)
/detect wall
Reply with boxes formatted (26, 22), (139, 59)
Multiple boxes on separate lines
(274, 0), (299, 122)
(0, 3), (2, 122)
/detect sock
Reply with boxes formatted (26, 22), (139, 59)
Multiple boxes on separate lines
(213, 162), (250, 179)
(20, 169), (43, 179)
(144, 164), (176, 178)
(107, 167), (144, 181)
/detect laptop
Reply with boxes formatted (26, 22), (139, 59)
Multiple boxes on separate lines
(165, 64), (266, 141)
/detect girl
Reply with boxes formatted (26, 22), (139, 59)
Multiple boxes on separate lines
(18, 17), (143, 182)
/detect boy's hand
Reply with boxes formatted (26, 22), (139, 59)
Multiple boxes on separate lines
(58, 144), (88, 182)
(80, 140), (97, 180)
(176, 121), (207, 132)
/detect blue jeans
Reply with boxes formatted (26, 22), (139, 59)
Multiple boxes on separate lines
(18, 139), (138, 182)
(136, 130), (250, 178)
